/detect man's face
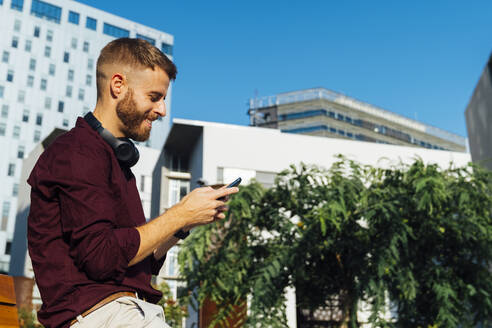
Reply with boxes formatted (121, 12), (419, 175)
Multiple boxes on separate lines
(116, 67), (170, 141)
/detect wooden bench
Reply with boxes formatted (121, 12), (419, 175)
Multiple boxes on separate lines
(0, 275), (19, 328)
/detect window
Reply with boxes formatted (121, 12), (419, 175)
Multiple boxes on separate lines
(66, 85), (72, 97)
(29, 58), (36, 71)
(44, 96), (51, 109)
(103, 23), (129, 38)
(71, 37), (77, 49)
(68, 11), (79, 25)
(18, 90), (25, 103)
(13, 125), (20, 139)
(1, 105), (7, 118)
(34, 26), (40, 37)
(86, 17), (97, 30)
(68, 69), (74, 81)
(58, 101), (64, 112)
(22, 110), (29, 122)
(62, 119), (68, 127)
(136, 34), (156, 46)
(6, 70), (14, 82)
(86, 74), (92, 86)
(63, 52), (69, 63)
(12, 183), (18, 197)
(14, 19), (21, 32)
(30, 0), (62, 23)
(44, 45), (51, 57)
(36, 113), (43, 126)
(87, 58), (94, 70)
(40, 78), (47, 91)
(78, 88), (85, 101)
(8, 163), (15, 176)
(49, 63), (55, 76)
(5, 241), (11, 255)
(1, 202), (10, 233)
(0, 123), (6, 136)
(18, 145), (25, 159)
(46, 29), (53, 42)
(168, 179), (190, 207)
(161, 42), (173, 56)
(1, 51), (8, 63)
(27, 75), (34, 87)
(11, 0), (23, 11)
(83, 41), (89, 53)
(0, 86), (3, 98)
(34, 130), (41, 142)
(25, 40), (32, 52)
(11, 36), (19, 48)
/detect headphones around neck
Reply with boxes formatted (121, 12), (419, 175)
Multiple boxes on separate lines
(84, 112), (140, 168)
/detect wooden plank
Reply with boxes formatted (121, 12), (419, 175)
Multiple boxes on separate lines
(0, 304), (19, 327)
(0, 275), (16, 305)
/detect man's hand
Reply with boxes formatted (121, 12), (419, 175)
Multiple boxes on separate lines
(130, 185), (238, 266)
(172, 186), (239, 230)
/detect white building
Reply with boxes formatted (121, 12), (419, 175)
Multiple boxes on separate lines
(152, 118), (471, 327)
(0, 0), (174, 272)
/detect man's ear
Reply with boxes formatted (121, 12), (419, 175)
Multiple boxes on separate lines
(109, 73), (127, 99)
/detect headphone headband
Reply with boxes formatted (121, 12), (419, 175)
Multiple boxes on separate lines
(83, 112), (140, 168)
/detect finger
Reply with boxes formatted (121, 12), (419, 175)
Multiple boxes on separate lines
(213, 200), (226, 209)
(214, 187), (239, 199)
(216, 205), (229, 212)
(214, 212), (226, 220)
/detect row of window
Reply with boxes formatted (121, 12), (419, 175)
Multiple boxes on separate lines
(0, 82), (85, 105)
(10, 20), (91, 53)
(282, 124), (446, 150)
(2, 100), (73, 121)
(0, 121), (45, 143)
(1, 65), (93, 90)
(7, 0), (173, 56)
(283, 125), (369, 141)
(10, 38), (93, 68)
(278, 109), (447, 150)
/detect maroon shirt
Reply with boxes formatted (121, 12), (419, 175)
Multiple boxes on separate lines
(27, 117), (165, 328)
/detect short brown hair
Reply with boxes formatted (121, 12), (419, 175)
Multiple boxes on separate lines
(96, 38), (177, 99)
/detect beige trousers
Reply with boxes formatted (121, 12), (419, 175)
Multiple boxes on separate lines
(71, 296), (170, 328)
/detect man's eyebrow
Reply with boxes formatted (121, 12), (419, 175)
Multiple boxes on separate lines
(149, 91), (164, 98)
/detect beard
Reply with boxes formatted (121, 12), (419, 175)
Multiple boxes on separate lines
(116, 88), (152, 142)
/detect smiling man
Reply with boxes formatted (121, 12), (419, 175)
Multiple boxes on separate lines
(27, 38), (238, 328)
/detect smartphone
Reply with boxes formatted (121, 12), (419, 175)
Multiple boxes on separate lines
(218, 177), (242, 201)
(226, 177), (242, 188)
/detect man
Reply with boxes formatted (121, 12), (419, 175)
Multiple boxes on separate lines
(27, 38), (238, 328)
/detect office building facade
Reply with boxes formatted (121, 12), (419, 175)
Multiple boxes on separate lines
(0, 0), (174, 272)
(465, 54), (492, 170)
(248, 88), (467, 152)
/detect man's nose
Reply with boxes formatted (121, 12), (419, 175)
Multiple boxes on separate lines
(155, 100), (166, 117)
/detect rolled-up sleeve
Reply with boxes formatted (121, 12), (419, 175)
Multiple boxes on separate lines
(53, 147), (140, 282)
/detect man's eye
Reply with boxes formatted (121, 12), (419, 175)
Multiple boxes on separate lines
(150, 96), (160, 102)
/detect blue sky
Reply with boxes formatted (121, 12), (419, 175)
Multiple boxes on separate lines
(78, 0), (492, 137)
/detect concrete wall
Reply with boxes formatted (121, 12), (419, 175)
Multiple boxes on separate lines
(194, 121), (470, 185)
